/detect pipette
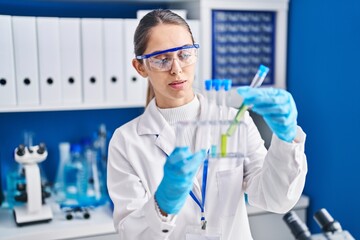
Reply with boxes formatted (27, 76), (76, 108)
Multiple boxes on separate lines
(226, 64), (269, 137)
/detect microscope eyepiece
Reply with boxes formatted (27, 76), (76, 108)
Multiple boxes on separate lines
(314, 208), (343, 233)
(283, 211), (312, 240)
(283, 208), (355, 240)
(16, 144), (26, 156)
(37, 143), (46, 154)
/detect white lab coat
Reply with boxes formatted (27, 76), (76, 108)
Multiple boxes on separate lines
(107, 93), (307, 240)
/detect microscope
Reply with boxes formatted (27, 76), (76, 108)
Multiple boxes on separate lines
(283, 208), (355, 240)
(13, 143), (53, 226)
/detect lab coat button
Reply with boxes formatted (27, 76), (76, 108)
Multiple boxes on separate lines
(162, 229), (169, 233)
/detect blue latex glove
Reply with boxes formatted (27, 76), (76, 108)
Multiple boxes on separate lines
(155, 147), (206, 214)
(237, 87), (298, 143)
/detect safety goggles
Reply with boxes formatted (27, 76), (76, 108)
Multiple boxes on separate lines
(136, 44), (200, 72)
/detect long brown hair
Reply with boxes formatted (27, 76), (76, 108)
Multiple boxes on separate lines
(133, 9), (195, 107)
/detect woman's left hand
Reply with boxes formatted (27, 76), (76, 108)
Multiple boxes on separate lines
(237, 86), (298, 143)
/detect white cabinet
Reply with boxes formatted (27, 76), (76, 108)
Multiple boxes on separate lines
(248, 195), (309, 240)
(0, 14), (147, 113)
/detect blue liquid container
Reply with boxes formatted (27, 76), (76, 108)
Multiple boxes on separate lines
(64, 144), (88, 204)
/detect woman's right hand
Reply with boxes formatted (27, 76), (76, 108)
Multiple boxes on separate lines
(155, 147), (206, 215)
(237, 86), (298, 143)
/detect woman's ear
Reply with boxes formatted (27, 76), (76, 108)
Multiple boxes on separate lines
(132, 59), (148, 78)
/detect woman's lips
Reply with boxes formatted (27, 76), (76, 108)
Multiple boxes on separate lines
(169, 80), (187, 90)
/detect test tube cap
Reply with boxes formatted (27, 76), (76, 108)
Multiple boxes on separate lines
(204, 80), (212, 91)
(259, 64), (270, 77)
(212, 79), (222, 91)
(223, 79), (232, 91)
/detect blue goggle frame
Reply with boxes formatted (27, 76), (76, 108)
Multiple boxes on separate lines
(136, 44), (200, 60)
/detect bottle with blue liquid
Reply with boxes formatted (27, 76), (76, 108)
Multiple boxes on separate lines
(63, 144), (89, 204)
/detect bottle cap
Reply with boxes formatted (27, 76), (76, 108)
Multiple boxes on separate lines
(259, 64), (270, 77)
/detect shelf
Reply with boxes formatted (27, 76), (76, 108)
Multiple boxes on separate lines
(0, 102), (145, 113)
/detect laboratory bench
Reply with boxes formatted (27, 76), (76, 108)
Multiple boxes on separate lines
(0, 195), (309, 240)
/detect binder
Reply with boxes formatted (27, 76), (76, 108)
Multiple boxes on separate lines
(81, 18), (104, 104)
(187, 19), (202, 91)
(124, 18), (146, 105)
(37, 17), (62, 105)
(103, 18), (125, 104)
(59, 18), (82, 104)
(0, 15), (17, 107)
(12, 16), (40, 106)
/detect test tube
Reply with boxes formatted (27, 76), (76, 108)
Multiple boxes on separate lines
(212, 79), (222, 106)
(223, 79), (232, 108)
(220, 79), (232, 157)
(204, 80), (213, 100)
(225, 65), (269, 137)
(204, 79), (214, 121)
(204, 80), (216, 157)
(212, 79), (222, 157)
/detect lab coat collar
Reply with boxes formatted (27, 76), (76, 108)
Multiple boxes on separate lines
(137, 98), (175, 156)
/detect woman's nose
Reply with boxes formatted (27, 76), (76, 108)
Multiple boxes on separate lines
(170, 59), (182, 75)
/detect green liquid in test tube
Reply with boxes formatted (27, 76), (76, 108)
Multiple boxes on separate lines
(220, 134), (228, 157)
(221, 65), (270, 156)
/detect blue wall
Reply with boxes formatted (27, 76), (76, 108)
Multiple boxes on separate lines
(0, 0), (166, 18)
(288, 0), (360, 237)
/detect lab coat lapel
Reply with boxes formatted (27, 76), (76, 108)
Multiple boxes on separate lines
(155, 124), (176, 157)
(137, 99), (176, 157)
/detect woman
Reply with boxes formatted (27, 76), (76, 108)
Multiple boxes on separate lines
(107, 9), (307, 240)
